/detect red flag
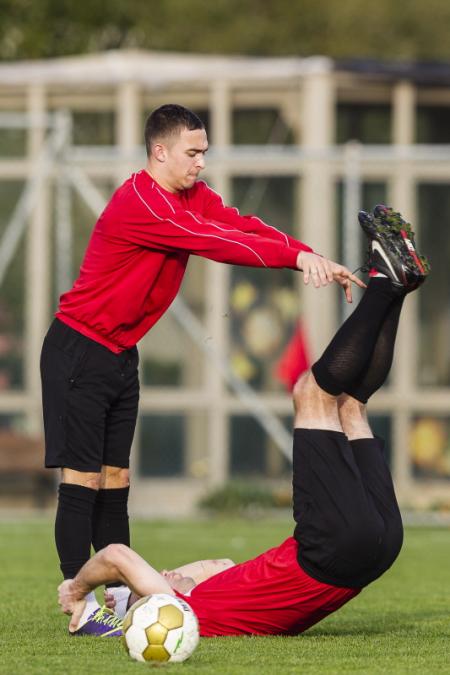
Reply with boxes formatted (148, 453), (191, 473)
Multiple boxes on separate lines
(274, 321), (310, 391)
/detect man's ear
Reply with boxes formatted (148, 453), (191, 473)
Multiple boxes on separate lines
(152, 143), (167, 163)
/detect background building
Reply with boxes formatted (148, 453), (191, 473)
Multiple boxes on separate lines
(0, 50), (449, 514)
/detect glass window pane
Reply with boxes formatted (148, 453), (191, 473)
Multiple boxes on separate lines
(138, 412), (208, 478)
(230, 415), (291, 478)
(0, 181), (25, 389)
(0, 413), (25, 432)
(230, 176), (301, 393)
(0, 128), (26, 157)
(139, 310), (204, 388)
(417, 184), (450, 386)
(410, 416), (450, 480)
(336, 104), (391, 144)
(139, 414), (184, 477)
(417, 106), (450, 144)
(233, 108), (294, 145)
(72, 111), (115, 145)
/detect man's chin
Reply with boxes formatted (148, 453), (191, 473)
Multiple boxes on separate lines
(171, 578), (196, 594)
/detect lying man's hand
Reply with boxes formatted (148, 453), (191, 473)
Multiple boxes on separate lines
(296, 251), (366, 303)
(104, 589), (116, 611)
(58, 579), (87, 632)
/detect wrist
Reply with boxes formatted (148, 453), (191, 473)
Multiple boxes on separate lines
(71, 577), (90, 600)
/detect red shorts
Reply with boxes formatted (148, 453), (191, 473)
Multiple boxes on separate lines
(176, 537), (360, 637)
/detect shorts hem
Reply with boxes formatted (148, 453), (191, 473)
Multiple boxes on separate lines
(45, 460), (130, 472)
(45, 461), (102, 472)
(297, 555), (363, 590)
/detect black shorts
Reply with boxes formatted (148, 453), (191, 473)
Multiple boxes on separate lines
(292, 429), (403, 589)
(40, 319), (139, 472)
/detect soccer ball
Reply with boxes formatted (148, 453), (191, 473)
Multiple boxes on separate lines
(122, 594), (199, 663)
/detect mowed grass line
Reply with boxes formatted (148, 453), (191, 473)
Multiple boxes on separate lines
(1, 519), (449, 674)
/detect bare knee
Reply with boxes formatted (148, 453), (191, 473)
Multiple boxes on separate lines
(292, 370), (312, 413)
(103, 543), (130, 562)
(62, 468), (101, 490)
(100, 465), (130, 489)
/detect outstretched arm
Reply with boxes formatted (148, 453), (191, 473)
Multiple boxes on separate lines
(200, 182), (366, 302)
(105, 557), (236, 614)
(58, 544), (174, 631)
(200, 182), (310, 250)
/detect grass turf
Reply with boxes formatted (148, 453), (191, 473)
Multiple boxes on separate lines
(1, 519), (449, 674)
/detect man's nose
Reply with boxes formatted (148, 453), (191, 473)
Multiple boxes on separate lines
(196, 155), (205, 169)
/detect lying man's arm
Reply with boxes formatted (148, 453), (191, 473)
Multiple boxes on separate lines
(163, 558), (235, 584)
(58, 544), (174, 632)
(104, 558), (236, 615)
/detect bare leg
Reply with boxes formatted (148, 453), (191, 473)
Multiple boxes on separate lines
(62, 468), (101, 489)
(99, 465), (130, 488)
(337, 394), (374, 440)
(293, 371), (342, 432)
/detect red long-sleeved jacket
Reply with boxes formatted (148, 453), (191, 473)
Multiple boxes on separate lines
(56, 170), (313, 352)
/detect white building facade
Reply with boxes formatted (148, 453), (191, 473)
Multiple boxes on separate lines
(0, 51), (448, 514)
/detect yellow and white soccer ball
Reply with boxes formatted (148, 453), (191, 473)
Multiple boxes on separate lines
(122, 594), (199, 663)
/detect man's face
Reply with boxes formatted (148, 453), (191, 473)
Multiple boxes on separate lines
(154, 127), (208, 192)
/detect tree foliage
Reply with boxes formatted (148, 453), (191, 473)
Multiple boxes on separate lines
(0, 0), (450, 61)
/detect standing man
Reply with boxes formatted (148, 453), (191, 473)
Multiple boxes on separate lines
(41, 104), (364, 616)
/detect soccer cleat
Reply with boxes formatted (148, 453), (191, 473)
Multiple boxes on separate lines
(71, 605), (123, 637)
(358, 204), (430, 292)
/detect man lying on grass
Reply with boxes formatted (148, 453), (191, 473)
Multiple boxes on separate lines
(58, 205), (429, 638)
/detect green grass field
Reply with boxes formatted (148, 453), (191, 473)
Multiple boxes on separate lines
(1, 518), (449, 674)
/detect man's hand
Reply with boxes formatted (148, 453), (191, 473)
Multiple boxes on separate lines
(330, 261), (367, 303)
(296, 251), (366, 303)
(104, 589), (116, 611)
(58, 579), (87, 633)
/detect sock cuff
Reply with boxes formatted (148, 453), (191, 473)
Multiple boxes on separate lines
(58, 482), (98, 504)
(366, 276), (402, 300)
(349, 436), (384, 454)
(95, 486), (130, 504)
(342, 386), (369, 405)
(311, 361), (343, 396)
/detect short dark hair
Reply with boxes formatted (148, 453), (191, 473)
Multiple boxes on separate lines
(144, 104), (205, 156)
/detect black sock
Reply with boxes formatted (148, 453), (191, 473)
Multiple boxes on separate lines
(55, 483), (97, 579)
(312, 278), (401, 396)
(92, 487), (130, 552)
(346, 296), (404, 402)
(92, 486), (130, 588)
